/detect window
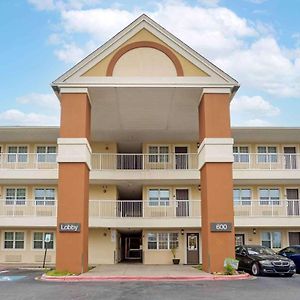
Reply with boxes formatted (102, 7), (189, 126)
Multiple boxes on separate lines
(259, 188), (280, 205)
(233, 189), (251, 205)
(5, 188), (26, 205)
(262, 232), (281, 248)
(148, 189), (170, 206)
(37, 146), (56, 163)
(149, 146), (169, 163)
(7, 146), (28, 163)
(257, 146), (277, 163)
(4, 232), (25, 249)
(233, 146), (249, 163)
(34, 188), (55, 206)
(33, 232), (54, 249)
(147, 232), (179, 250)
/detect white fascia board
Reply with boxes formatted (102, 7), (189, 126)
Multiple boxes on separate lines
(57, 138), (92, 170)
(198, 138), (234, 170)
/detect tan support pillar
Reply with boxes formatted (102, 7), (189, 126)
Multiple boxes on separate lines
(198, 90), (235, 273)
(56, 90), (91, 274)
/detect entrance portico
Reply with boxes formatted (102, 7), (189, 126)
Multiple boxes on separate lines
(52, 14), (239, 273)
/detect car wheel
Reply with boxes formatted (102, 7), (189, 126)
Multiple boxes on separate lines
(251, 263), (260, 276)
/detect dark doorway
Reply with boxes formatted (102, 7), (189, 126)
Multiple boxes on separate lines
(175, 146), (188, 169)
(176, 189), (189, 217)
(186, 233), (199, 264)
(289, 232), (300, 245)
(119, 231), (142, 262)
(284, 147), (297, 169)
(286, 189), (300, 216)
(235, 234), (245, 246)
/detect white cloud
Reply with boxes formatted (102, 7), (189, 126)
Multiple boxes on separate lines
(0, 109), (59, 126)
(16, 93), (60, 112)
(231, 95), (280, 117)
(28, 0), (300, 99)
(28, 0), (102, 11)
(243, 118), (271, 126)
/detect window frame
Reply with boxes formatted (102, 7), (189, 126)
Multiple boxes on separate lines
(148, 145), (170, 163)
(6, 145), (29, 163)
(34, 187), (56, 206)
(233, 145), (250, 163)
(258, 187), (281, 206)
(4, 187), (27, 206)
(147, 188), (170, 207)
(147, 232), (179, 250)
(35, 145), (57, 163)
(3, 231), (25, 250)
(32, 231), (55, 250)
(256, 145), (278, 164)
(261, 231), (282, 249)
(233, 188), (252, 206)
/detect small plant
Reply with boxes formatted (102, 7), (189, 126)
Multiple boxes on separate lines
(46, 269), (75, 276)
(224, 263), (236, 275)
(171, 246), (177, 259)
(223, 257), (239, 275)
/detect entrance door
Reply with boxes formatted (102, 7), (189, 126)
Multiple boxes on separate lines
(287, 189), (300, 216)
(284, 147), (297, 169)
(176, 189), (189, 217)
(124, 237), (142, 261)
(235, 234), (245, 246)
(175, 146), (188, 169)
(289, 232), (300, 245)
(186, 233), (199, 264)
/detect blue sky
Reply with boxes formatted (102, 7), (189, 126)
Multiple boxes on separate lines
(0, 0), (299, 126)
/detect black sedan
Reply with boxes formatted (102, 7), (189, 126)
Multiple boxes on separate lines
(278, 245), (300, 273)
(235, 245), (296, 276)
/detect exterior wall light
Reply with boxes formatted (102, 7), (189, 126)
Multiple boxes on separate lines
(253, 228), (256, 235)
(181, 229), (184, 235)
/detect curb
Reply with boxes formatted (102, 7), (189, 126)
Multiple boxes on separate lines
(40, 273), (251, 282)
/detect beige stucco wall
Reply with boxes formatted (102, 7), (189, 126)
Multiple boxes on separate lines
(83, 28), (208, 77)
(88, 228), (118, 264)
(0, 228), (56, 265)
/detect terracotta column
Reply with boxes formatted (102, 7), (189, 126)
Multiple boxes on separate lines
(198, 90), (235, 273)
(56, 90), (91, 274)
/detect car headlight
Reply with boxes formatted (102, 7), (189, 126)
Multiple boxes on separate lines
(259, 260), (273, 267)
(289, 260), (296, 267)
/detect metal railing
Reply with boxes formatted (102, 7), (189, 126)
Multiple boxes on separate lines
(89, 200), (201, 218)
(91, 153), (198, 170)
(234, 200), (300, 217)
(0, 200), (57, 217)
(0, 153), (57, 169)
(233, 153), (300, 170)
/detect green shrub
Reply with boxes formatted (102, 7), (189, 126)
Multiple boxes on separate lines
(46, 269), (74, 276)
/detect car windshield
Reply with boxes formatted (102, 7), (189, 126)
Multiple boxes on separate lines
(246, 246), (276, 256)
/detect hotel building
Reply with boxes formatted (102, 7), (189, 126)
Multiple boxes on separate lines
(0, 15), (299, 274)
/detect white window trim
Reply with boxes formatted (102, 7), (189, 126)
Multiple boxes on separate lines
(147, 144), (170, 163)
(32, 231), (55, 251)
(2, 231), (26, 251)
(233, 187), (252, 206)
(33, 187), (57, 206)
(261, 231), (282, 249)
(4, 186), (28, 206)
(258, 187), (282, 206)
(256, 144), (279, 164)
(147, 232), (179, 251)
(147, 187), (171, 207)
(233, 144), (250, 163)
(5, 144), (30, 163)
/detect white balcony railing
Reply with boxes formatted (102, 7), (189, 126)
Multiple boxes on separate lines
(0, 199), (299, 219)
(89, 200), (201, 218)
(0, 200), (57, 217)
(233, 153), (300, 170)
(91, 153), (198, 170)
(0, 153), (57, 169)
(234, 200), (300, 217)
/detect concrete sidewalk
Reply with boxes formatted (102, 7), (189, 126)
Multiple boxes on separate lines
(40, 264), (252, 282)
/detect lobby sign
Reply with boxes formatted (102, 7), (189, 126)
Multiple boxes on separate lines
(210, 222), (232, 232)
(59, 223), (81, 233)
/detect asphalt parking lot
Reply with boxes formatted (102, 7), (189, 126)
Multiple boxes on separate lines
(0, 268), (299, 300)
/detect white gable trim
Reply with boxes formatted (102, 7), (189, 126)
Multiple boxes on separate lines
(52, 14), (239, 89)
